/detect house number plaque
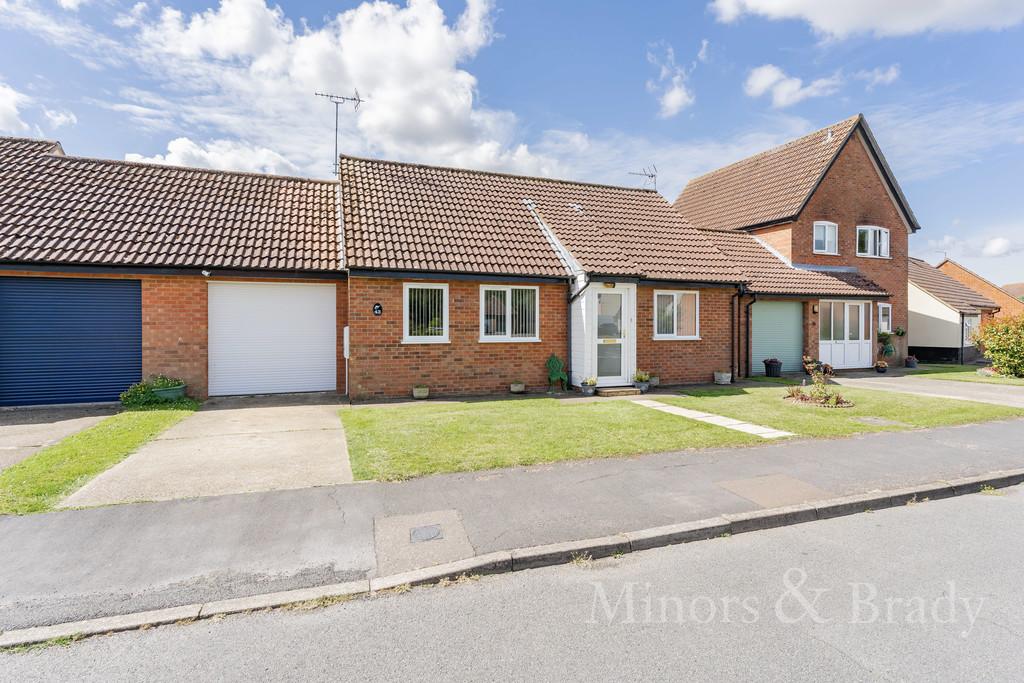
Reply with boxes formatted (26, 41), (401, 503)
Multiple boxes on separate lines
(373, 303), (383, 316)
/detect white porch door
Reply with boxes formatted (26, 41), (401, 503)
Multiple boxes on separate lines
(819, 300), (873, 369)
(594, 286), (634, 386)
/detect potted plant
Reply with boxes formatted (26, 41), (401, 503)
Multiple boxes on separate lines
(412, 384), (429, 399)
(874, 360), (889, 374)
(713, 369), (731, 385)
(633, 370), (651, 393)
(877, 331), (896, 360)
(649, 374), (660, 388)
(150, 375), (186, 401)
(510, 380), (526, 394)
(905, 354), (918, 369)
(763, 358), (783, 378)
(893, 326), (907, 338)
(580, 377), (598, 397)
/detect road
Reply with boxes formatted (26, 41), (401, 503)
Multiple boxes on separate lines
(6, 486), (1024, 681)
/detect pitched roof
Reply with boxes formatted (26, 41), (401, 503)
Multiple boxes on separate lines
(0, 137), (340, 272)
(339, 155), (745, 282)
(1004, 282), (1024, 299)
(936, 259), (1024, 313)
(673, 115), (920, 233)
(701, 229), (888, 297)
(909, 258), (998, 313)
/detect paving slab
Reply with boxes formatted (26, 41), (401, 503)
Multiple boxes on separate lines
(60, 394), (352, 508)
(0, 405), (115, 472)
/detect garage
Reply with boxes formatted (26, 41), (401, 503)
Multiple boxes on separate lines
(208, 282), (337, 396)
(0, 277), (142, 405)
(750, 300), (803, 375)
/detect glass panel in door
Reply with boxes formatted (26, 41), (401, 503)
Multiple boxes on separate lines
(847, 303), (862, 341)
(597, 292), (624, 378)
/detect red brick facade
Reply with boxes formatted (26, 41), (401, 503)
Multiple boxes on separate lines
(750, 130), (910, 363)
(937, 260), (1024, 320)
(346, 276), (568, 400)
(636, 286), (736, 384)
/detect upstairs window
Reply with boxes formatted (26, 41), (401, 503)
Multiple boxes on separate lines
(813, 221), (839, 255)
(654, 291), (700, 340)
(403, 283), (448, 343)
(480, 285), (539, 342)
(857, 226), (890, 258)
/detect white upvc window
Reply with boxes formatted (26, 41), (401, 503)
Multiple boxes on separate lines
(403, 282), (449, 344)
(857, 225), (890, 258)
(479, 285), (540, 342)
(813, 221), (839, 255)
(878, 303), (892, 334)
(964, 315), (980, 346)
(653, 290), (700, 340)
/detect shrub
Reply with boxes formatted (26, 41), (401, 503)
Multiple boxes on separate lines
(975, 314), (1024, 377)
(120, 376), (186, 408)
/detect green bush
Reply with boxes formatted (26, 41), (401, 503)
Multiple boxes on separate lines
(120, 375), (186, 408)
(976, 314), (1024, 377)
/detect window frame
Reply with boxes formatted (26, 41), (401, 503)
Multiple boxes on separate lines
(878, 303), (892, 334)
(652, 290), (700, 341)
(478, 285), (541, 343)
(812, 221), (839, 255)
(402, 282), (449, 344)
(856, 225), (891, 259)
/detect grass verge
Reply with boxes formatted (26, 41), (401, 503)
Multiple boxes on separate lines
(908, 364), (1024, 386)
(0, 399), (199, 515)
(341, 398), (759, 480)
(660, 385), (1024, 438)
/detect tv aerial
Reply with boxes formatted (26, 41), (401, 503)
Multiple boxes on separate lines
(316, 90), (366, 175)
(629, 164), (658, 191)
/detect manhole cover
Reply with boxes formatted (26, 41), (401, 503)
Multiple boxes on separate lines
(410, 524), (444, 543)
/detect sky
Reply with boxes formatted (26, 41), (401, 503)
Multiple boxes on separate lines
(1, 0), (1023, 286)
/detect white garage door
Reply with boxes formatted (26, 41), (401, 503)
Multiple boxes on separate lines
(208, 282), (337, 396)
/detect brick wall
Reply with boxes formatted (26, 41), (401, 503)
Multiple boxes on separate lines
(347, 276), (568, 400)
(752, 130), (910, 361)
(937, 261), (1024, 320)
(636, 285), (736, 384)
(1, 270), (346, 401)
(750, 223), (793, 262)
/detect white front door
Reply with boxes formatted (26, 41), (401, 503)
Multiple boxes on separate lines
(818, 300), (874, 369)
(593, 285), (635, 386)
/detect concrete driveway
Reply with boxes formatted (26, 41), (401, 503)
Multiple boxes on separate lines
(61, 394), (353, 508)
(0, 405), (116, 472)
(833, 373), (1024, 409)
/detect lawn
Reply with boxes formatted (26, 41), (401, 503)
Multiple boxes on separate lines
(659, 384), (1024, 438)
(908, 364), (1024, 386)
(0, 400), (198, 515)
(341, 398), (759, 480)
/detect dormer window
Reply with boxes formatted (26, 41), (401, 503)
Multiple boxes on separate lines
(813, 221), (838, 255)
(857, 226), (890, 258)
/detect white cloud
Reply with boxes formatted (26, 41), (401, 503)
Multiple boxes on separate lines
(855, 64), (900, 89)
(114, 2), (149, 29)
(744, 64), (841, 108)
(57, 0), (86, 10)
(0, 81), (31, 133)
(645, 41), (706, 119)
(124, 137), (300, 174)
(43, 107), (77, 128)
(926, 234), (1024, 260)
(709, 0), (1024, 38)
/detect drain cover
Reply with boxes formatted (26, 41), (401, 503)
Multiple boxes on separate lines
(410, 524), (444, 543)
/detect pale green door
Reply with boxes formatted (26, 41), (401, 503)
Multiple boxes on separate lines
(751, 301), (803, 375)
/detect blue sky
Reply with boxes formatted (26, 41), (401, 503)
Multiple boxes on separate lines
(1, 0), (1023, 285)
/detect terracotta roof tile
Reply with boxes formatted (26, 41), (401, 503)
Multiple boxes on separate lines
(340, 155), (744, 282)
(0, 137), (339, 271)
(702, 229), (888, 297)
(674, 115), (861, 231)
(909, 257), (997, 313)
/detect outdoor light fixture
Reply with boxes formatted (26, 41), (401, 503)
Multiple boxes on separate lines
(812, 304), (819, 314)
(603, 282), (616, 288)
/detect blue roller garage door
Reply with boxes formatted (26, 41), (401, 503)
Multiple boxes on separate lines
(0, 277), (142, 405)
(751, 301), (804, 375)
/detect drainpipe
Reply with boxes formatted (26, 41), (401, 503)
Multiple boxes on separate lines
(566, 275), (593, 385)
(730, 285), (744, 383)
(743, 293), (758, 378)
(959, 312), (965, 365)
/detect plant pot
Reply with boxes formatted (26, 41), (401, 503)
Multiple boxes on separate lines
(763, 360), (783, 378)
(580, 385), (596, 397)
(152, 385), (186, 401)
(905, 359), (918, 368)
(713, 371), (731, 385)
(648, 376), (660, 387)
(633, 381), (650, 393)
(510, 382), (526, 394)
(412, 387), (429, 399)
(875, 367), (887, 374)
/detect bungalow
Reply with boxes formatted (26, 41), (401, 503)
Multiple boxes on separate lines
(935, 258), (1024, 320)
(908, 257), (998, 364)
(0, 113), (920, 404)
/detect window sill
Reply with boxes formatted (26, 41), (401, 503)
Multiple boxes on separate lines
(855, 254), (892, 260)
(402, 337), (450, 345)
(812, 250), (840, 256)
(652, 335), (701, 341)
(478, 337), (542, 343)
